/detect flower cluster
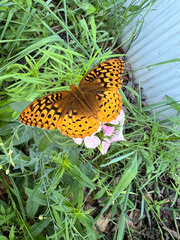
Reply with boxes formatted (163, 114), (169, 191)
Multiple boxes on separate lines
(73, 110), (125, 154)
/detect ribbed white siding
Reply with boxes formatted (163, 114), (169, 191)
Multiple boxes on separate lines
(122, 0), (180, 119)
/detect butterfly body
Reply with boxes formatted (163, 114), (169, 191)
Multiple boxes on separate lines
(19, 59), (124, 138)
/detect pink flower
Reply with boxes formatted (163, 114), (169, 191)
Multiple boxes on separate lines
(111, 129), (126, 142)
(73, 138), (83, 144)
(102, 125), (114, 136)
(84, 135), (101, 148)
(100, 138), (111, 155)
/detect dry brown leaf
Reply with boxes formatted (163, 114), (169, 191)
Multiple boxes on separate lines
(95, 212), (111, 232)
(126, 209), (142, 231)
(163, 226), (179, 239)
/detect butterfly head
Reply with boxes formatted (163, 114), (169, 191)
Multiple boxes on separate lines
(70, 83), (79, 92)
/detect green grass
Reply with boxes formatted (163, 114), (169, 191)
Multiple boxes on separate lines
(0, 0), (180, 239)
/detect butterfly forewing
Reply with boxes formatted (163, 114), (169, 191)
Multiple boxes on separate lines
(19, 91), (71, 130)
(79, 59), (124, 91)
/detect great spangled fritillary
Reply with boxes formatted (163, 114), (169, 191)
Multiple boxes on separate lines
(19, 59), (124, 138)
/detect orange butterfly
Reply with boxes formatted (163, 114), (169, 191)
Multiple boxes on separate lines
(19, 59), (124, 138)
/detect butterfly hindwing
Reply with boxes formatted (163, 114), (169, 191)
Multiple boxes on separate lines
(57, 96), (100, 138)
(84, 90), (122, 123)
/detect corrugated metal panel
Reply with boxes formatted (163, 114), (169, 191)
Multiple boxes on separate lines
(122, 0), (180, 119)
